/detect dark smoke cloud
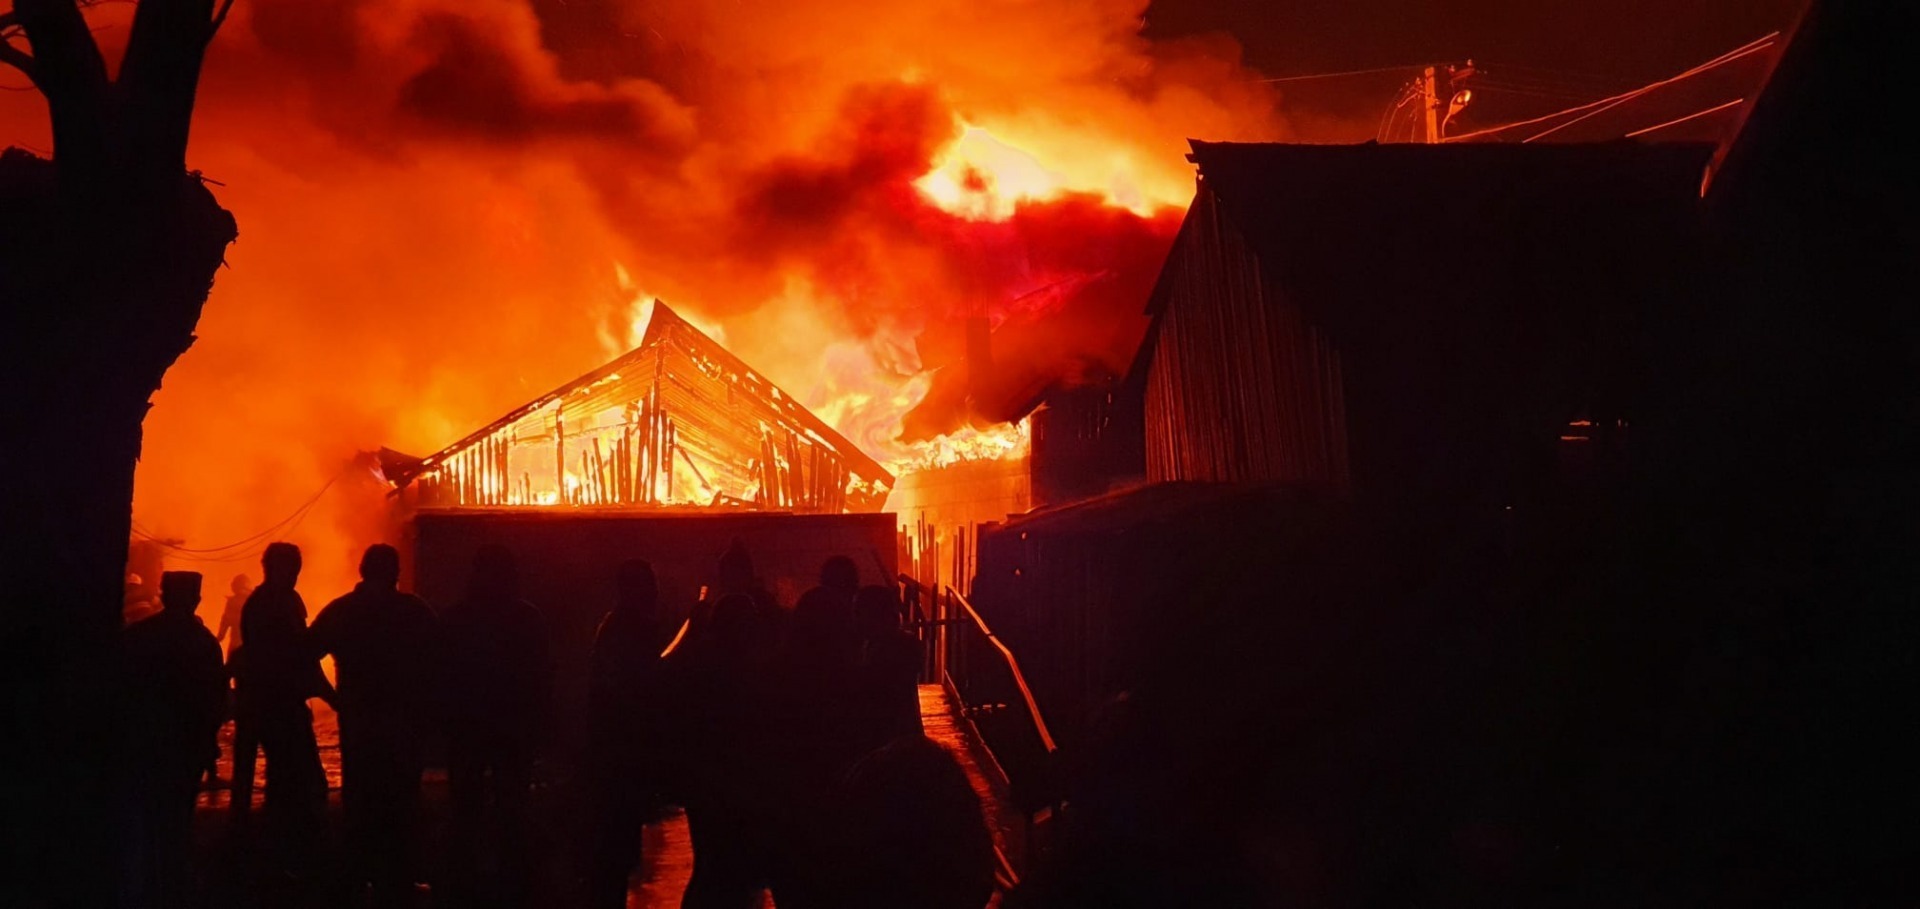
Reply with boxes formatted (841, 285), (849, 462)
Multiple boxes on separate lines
(1, 0), (1293, 596)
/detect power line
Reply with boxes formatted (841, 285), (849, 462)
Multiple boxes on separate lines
(1471, 80), (1603, 103)
(1444, 32), (1778, 144)
(1475, 61), (1637, 93)
(133, 467), (348, 555)
(1521, 35), (1775, 143)
(1375, 84), (1422, 143)
(1623, 98), (1746, 138)
(1258, 64), (1425, 84)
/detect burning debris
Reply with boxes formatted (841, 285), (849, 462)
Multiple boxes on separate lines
(388, 301), (892, 513)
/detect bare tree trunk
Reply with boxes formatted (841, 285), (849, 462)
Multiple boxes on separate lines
(1, 1), (236, 901)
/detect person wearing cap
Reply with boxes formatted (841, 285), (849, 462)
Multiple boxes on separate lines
(120, 571), (226, 907)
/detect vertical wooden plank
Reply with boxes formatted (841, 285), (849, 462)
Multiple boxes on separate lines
(554, 409), (568, 506)
(593, 437), (608, 505)
(664, 419), (676, 503)
(785, 432), (803, 514)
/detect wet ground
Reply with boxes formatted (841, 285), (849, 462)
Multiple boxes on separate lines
(190, 686), (1015, 907)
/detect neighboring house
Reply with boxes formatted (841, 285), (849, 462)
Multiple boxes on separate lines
(1137, 140), (1712, 518)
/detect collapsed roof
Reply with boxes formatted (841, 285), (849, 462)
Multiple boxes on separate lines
(388, 301), (892, 514)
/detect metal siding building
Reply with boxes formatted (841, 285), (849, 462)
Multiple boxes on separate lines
(1142, 185), (1350, 488)
(1139, 140), (1713, 515)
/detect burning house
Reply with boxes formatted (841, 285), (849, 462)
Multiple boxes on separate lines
(388, 300), (892, 513)
(384, 301), (901, 748)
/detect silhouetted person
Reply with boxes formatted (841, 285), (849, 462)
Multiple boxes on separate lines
(310, 544), (437, 906)
(764, 558), (864, 907)
(232, 542), (330, 859)
(584, 558), (674, 909)
(781, 556), (863, 771)
(121, 571), (226, 908)
(837, 736), (995, 909)
(851, 585), (923, 755)
(818, 555), (859, 600)
(440, 544), (551, 907)
(206, 574), (251, 792)
(671, 592), (778, 909)
(215, 573), (252, 658)
(708, 539), (782, 648)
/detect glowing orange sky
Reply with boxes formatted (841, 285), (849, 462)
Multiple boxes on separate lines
(1, 0), (1292, 598)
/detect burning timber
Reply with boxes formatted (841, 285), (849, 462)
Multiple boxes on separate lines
(387, 301), (893, 513)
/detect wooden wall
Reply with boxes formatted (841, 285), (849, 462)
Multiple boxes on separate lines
(1143, 183), (1350, 490)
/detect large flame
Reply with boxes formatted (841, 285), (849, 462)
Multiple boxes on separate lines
(1, 0), (1291, 595)
(916, 121), (1184, 220)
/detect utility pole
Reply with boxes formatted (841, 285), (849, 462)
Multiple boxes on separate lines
(1421, 66), (1441, 144)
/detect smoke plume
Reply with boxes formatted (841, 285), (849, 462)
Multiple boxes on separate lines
(0, 0), (1294, 596)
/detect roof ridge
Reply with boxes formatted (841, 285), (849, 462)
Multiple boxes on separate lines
(395, 300), (891, 490)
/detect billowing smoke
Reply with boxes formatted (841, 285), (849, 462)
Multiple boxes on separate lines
(0, 0), (1293, 597)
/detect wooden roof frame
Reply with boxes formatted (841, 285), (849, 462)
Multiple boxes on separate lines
(392, 301), (891, 490)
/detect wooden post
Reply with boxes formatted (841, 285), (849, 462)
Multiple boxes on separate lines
(763, 432), (782, 508)
(497, 434), (509, 505)
(785, 432), (803, 513)
(664, 419), (677, 503)
(554, 409), (567, 506)
(592, 437), (607, 504)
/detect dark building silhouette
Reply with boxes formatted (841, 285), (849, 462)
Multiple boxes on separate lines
(1138, 140), (1710, 510)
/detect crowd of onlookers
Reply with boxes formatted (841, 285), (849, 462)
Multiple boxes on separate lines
(118, 539), (994, 909)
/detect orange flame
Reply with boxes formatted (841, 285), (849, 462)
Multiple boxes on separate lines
(0, 0), (1288, 594)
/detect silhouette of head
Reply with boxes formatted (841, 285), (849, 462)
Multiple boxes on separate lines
(820, 555), (859, 592)
(229, 574), (252, 595)
(855, 584), (903, 636)
(716, 539), (755, 591)
(160, 572), (202, 613)
(467, 543), (519, 602)
(360, 544), (401, 587)
(261, 543), (302, 588)
(843, 735), (996, 909)
(617, 558), (658, 615)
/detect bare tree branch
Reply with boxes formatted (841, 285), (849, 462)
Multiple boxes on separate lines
(0, 49), (33, 82)
(1, 8), (33, 77)
(209, 0), (234, 41)
(120, 0), (225, 174)
(13, 0), (112, 165)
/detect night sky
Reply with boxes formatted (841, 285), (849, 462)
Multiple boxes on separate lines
(1146, 0), (1807, 139)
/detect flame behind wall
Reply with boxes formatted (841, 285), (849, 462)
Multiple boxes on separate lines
(0, 0), (1296, 599)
